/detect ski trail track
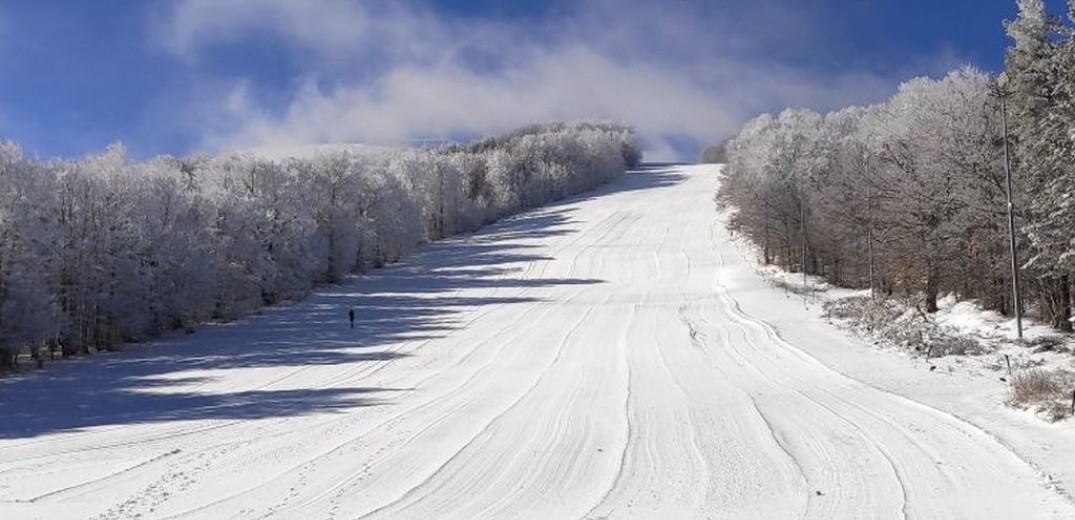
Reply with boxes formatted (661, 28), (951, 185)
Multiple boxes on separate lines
(1, 165), (1073, 519)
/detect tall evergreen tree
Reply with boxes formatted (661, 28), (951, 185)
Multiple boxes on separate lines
(1004, 0), (1073, 330)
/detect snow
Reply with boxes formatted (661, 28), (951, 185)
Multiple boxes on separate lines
(1, 164), (1073, 519)
(930, 293), (1054, 342)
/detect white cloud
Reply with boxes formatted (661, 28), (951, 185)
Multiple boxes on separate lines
(160, 0), (368, 59)
(212, 47), (742, 148)
(155, 0), (966, 160)
(156, 0), (464, 66)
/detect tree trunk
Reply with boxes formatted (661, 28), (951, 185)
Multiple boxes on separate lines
(784, 238), (793, 272)
(924, 266), (939, 313)
(992, 276), (1008, 315)
(326, 226), (336, 283)
(763, 221), (771, 265)
(1058, 274), (1072, 332)
(1037, 276), (1072, 332)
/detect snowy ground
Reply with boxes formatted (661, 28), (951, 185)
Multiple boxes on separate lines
(757, 263), (1075, 398)
(2, 165), (1073, 519)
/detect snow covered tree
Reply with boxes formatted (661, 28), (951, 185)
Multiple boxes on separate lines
(0, 122), (639, 361)
(1004, 0), (1073, 330)
(0, 143), (62, 356)
(720, 69), (1010, 315)
(715, 2), (1075, 331)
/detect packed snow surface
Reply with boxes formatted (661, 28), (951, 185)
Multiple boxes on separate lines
(1, 165), (1072, 519)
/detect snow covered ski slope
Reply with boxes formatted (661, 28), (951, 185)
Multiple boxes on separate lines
(1, 165), (1072, 519)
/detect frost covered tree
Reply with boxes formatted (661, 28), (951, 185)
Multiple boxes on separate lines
(0, 143), (62, 357)
(0, 122), (641, 364)
(719, 110), (826, 272)
(719, 69), (1008, 315)
(873, 69), (1001, 312)
(717, 1), (1075, 331)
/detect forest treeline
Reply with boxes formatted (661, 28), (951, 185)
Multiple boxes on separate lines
(716, 0), (1075, 332)
(0, 122), (640, 367)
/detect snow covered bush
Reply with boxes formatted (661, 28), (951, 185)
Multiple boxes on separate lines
(1024, 335), (1070, 354)
(1009, 369), (1074, 422)
(823, 296), (985, 358)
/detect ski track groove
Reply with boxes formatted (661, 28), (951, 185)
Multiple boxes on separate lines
(354, 303), (600, 519)
(164, 297), (567, 520)
(708, 281), (923, 518)
(742, 395), (810, 520)
(357, 209), (634, 518)
(255, 207), (633, 519)
(706, 216), (1074, 517)
(582, 302), (639, 520)
(140, 205), (630, 518)
(581, 215), (657, 520)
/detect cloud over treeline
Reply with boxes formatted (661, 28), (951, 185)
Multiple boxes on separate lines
(155, 0), (963, 161)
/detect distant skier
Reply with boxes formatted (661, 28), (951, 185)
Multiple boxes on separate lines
(349, 308), (355, 329)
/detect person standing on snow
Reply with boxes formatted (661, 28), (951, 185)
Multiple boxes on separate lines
(349, 308), (355, 329)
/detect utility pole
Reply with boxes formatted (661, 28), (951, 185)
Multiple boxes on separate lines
(996, 72), (1023, 340)
(865, 150), (876, 301)
(801, 200), (807, 301)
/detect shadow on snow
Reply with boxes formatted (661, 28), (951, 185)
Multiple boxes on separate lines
(0, 166), (686, 439)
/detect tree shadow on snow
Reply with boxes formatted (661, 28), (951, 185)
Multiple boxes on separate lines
(0, 166), (687, 439)
(548, 164), (688, 206)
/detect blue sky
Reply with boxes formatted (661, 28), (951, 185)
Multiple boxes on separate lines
(0, 0), (1060, 161)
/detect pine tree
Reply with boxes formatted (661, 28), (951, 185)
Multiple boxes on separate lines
(1004, 0), (1073, 330)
